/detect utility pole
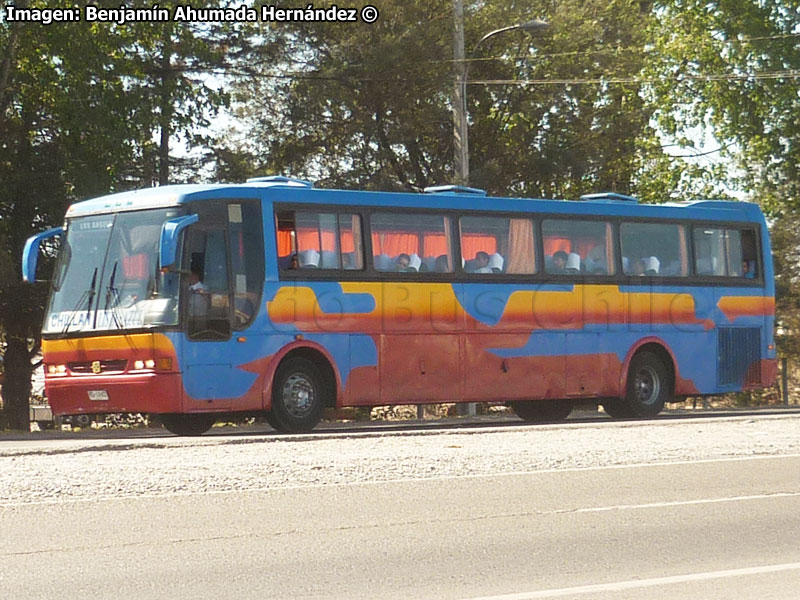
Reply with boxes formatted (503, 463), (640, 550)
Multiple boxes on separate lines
(453, 0), (469, 186)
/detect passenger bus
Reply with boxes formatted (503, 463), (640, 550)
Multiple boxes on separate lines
(23, 176), (777, 434)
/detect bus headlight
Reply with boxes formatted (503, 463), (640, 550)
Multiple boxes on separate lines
(133, 360), (145, 370)
(145, 359), (156, 369)
(48, 364), (67, 375)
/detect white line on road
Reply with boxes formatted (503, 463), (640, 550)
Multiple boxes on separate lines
(464, 561), (800, 599)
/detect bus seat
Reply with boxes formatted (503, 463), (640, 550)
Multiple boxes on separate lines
(300, 249), (320, 268)
(565, 252), (581, 274)
(374, 254), (392, 271)
(645, 256), (660, 276)
(622, 256), (630, 274)
(408, 253), (421, 272)
(488, 253), (504, 273)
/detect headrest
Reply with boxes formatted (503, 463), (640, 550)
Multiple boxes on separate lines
(488, 253), (504, 271)
(408, 253), (422, 272)
(566, 252), (581, 270)
(300, 249), (320, 267)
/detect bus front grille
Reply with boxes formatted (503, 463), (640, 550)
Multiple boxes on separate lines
(67, 360), (128, 375)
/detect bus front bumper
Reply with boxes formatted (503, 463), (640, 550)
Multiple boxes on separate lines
(45, 373), (183, 416)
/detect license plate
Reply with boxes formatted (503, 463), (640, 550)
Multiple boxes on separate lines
(88, 390), (109, 401)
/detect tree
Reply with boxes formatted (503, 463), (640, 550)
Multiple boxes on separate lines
(224, 0), (703, 202)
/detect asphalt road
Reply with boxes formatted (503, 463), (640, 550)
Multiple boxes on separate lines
(2, 444), (800, 599)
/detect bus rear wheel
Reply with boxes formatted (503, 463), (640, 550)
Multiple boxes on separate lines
(270, 357), (325, 433)
(160, 414), (217, 436)
(510, 400), (573, 423)
(624, 351), (670, 418)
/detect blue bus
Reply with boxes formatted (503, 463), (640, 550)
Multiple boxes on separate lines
(23, 176), (777, 434)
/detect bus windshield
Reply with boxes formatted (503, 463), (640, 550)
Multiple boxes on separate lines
(44, 208), (182, 334)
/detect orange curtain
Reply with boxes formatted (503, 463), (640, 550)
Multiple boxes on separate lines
(506, 219), (535, 274)
(423, 233), (448, 257)
(544, 237), (570, 255)
(277, 230), (293, 257)
(372, 232), (419, 256)
(461, 234), (498, 259)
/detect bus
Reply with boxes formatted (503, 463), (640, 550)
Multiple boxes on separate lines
(23, 176), (777, 434)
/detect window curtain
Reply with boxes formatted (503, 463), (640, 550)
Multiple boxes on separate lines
(678, 225), (688, 275)
(506, 219), (535, 274)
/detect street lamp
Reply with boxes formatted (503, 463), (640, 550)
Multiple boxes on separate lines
(452, 8), (549, 186)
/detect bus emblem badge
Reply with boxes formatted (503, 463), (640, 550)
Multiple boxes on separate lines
(91, 361), (101, 374)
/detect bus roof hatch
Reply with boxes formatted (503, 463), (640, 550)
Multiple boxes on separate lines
(423, 185), (487, 197)
(579, 192), (638, 203)
(246, 175), (313, 188)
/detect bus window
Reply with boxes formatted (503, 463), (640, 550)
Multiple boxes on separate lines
(228, 202), (264, 328)
(370, 213), (453, 273)
(620, 222), (688, 277)
(186, 227), (231, 339)
(542, 220), (614, 275)
(693, 227), (757, 278)
(460, 216), (535, 274)
(276, 210), (363, 271)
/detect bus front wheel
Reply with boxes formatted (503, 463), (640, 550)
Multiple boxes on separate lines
(160, 413), (216, 436)
(270, 357), (325, 433)
(510, 400), (573, 423)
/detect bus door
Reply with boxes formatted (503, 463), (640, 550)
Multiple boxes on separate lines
(182, 205), (234, 410)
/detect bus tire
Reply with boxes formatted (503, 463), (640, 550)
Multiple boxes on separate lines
(271, 357), (325, 433)
(160, 413), (216, 436)
(624, 351), (670, 418)
(510, 400), (573, 423)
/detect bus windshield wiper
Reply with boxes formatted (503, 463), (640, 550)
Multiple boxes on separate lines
(61, 267), (98, 335)
(103, 260), (124, 329)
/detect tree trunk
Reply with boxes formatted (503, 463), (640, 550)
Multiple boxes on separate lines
(1, 334), (32, 430)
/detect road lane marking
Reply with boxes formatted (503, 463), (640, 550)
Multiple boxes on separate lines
(464, 561), (800, 599)
(556, 491), (800, 514)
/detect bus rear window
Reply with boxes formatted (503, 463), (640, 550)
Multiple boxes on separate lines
(693, 227), (758, 278)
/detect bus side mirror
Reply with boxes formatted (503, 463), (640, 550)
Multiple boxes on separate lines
(160, 214), (199, 270)
(22, 227), (64, 282)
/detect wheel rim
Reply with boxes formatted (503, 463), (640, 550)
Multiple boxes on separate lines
(634, 366), (660, 406)
(281, 373), (316, 418)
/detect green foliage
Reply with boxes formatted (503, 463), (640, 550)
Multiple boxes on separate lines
(225, 0), (689, 199)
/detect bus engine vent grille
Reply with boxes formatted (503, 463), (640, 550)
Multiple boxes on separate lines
(717, 327), (761, 387)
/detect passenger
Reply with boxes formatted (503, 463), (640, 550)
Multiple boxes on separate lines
(435, 254), (450, 272)
(631, 258), (646, 276)
(551, 251), (568, 274)
(472, 251), (490, 271)
(189, 265), (207, 293)
(743, 260), (756, 279)
(395, 253), (411, 271)
(288, 254), (300, 270)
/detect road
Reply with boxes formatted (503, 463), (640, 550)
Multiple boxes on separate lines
(2, 415), (800, 599)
